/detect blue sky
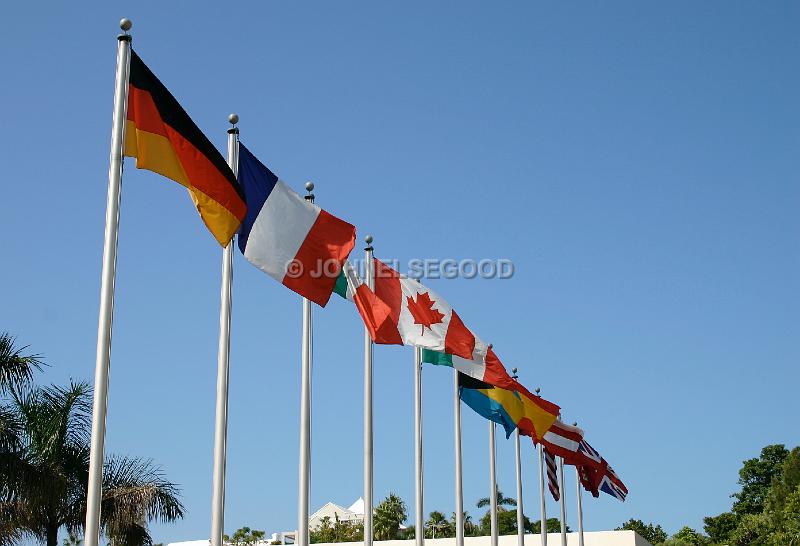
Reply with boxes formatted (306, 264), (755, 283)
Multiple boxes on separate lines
(1, 1), (798, 544)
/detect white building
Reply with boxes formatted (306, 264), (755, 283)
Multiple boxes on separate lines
(308, 498), (366, 530)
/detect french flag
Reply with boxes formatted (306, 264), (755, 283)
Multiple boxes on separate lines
(237, 143), (356, 306)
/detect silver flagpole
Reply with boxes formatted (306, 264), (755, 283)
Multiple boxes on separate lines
(512, 369), (524, 546)
(489, 422), (498, 546)
(84, 19), (132, 546)
(574, 423), (584, 546)
(575, 467), (584, 546)
(298, 182), (315, 546)
(363, 235), (374, 546)
(454, 369), (464, 546)
(538, 443), (548, 546)
(557, 457), (567, 546)
(209, 114), (239, 546)
(414, 346), (424, 546)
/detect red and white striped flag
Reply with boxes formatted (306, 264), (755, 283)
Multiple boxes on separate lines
(544, 447), (560, 501)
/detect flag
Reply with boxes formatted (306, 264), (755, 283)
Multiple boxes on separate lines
(544, 447), (560, 501)
(514, 384), (560, 441)
(361, 259), (487, 359)
(124, 50), (246, 246)
(420, 348), (516, 390)
(236, 143), (356, 306)
(540, 420), (585, 465)
(458, 373), (522, 438)
(339, 261), (397, 341)
(574, 437), (628, 502)
(579, 460), (628, 502)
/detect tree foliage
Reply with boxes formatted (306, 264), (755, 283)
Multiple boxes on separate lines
(1, 377), (183, 546)
(309, 516), (364, 544)
(616, 519), (668, 544)
(224, 527), (266, 546)
(476, 488), (516, 509)
(732, 444), (789, 517)
(373, 493), (407, 540)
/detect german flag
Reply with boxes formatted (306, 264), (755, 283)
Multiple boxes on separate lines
(124, 50), (246, 246)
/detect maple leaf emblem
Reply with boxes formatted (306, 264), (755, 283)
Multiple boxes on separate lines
(406, 292), (445, 335)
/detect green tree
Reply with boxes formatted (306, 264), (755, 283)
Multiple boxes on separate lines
(670, 526), (709, 545)
(616, 519), (668, 544)
(478, 510), (554, 535)
(450, 511), (479, 537)
(374, 493), (407, 540)
(732, 444), (789, 517)
(425, 511), (452, 538)
(1, 381), (184, 546)
(544, 517), (568, 534)
(62, 534), (83, 546)
(476, 488), (516, 509)
(703, 512), (738, 544)
(225, 527), (266, 546)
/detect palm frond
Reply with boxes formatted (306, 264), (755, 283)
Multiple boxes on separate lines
(101, 456), (184, 531)
(0, 333), (44, 395)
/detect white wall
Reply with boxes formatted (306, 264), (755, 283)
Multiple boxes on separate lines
(307, 531), (652, 546)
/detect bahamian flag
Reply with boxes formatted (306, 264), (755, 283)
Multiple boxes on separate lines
(458, 372), (522, 438)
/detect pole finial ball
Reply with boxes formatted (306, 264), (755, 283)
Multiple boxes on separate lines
(365, 235), (374, 244)
(228, 113), (239, 125)
(119, 18), (132, 31)
(305, 181), (315, 192)
(534, 387), (541, 395)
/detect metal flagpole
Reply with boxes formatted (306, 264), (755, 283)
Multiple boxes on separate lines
(298, 182), (315, 546)
(84, 19), (132, 546)
(574, 423), (584, 546)
(209, 114), (239, 546)
(489, 422), (498, 546)
(512, 369), (524, 546)
(414, 346), (424, 546)
(538, 443), (548, 546)
(363, 235), (375, 546)
(557, 457), (567, 546)
(454, 369), (464, 546)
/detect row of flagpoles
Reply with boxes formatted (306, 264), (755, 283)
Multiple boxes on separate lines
(84, 19), (624, 546)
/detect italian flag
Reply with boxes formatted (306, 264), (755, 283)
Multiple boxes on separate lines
(334, 258), (487, 361)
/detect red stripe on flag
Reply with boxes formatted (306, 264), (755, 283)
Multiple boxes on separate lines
(443, 310), (476, 360)
(282, 210), (356, 307)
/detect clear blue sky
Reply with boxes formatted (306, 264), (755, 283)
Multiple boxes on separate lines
(1, 1), (798, 543)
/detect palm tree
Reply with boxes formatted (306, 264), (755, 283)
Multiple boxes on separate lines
(450, 511), (476, 536)
(373, 493), (407, 540)
(1, 333), (44, 546)
(476, 487), (516, 509)
(425, 511), (451, 539)
(1, 380), (184, 546)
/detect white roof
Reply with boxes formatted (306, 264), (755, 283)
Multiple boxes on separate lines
(347, 497), (365, 515)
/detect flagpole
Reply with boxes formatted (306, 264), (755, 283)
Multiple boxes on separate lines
(84, 19), (132, 546)
(574, 423), (584, 546)
(414, 346), (424, 546)
(298, 182), (315, 546)
(453, 369), (464, 546)
(557, 457), (567, 546)
(363, 235), (374, 546)
(512, 369), (525, 546)
(489, 421), (498, 546)
(538, 443), (548, 546)
(209, 114), (239, 546)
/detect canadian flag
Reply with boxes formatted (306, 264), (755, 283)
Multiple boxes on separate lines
(343, 258), (486, 361)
